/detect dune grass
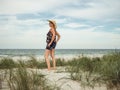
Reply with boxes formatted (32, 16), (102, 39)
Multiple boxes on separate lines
(66, 52), (120, 90)
(0, 56), (62, 90)
(0, 56), (67, 69)
(0, 57), (17, 69)
(25, 56), (47, 69)
(6, 64), (53, 90)
(0, 60), (61, 90)
(0, 56), (70, 90)
(0, 52), (120, 90)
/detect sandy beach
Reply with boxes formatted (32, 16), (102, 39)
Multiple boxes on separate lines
(0, 67), (107, 90)
(38, 67), (107, 90)
(0, 52), (120, 90)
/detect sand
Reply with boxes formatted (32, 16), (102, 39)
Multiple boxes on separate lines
(33, 67), (107, 90)
(0, 67), (107, 90)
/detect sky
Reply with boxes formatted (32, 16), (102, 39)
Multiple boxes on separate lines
(0, 0), (120, 49)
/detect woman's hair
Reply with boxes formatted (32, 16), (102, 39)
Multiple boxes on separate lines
(50, 21), (57, 34)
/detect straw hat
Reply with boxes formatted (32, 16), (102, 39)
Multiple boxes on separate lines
(48, 20), (57, 29)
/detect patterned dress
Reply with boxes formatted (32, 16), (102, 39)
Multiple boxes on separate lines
(46, 31), (56, 50)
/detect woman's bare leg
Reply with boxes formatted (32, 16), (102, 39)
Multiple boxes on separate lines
(50, 49), (56, 70)
(44, 49), (51, 70)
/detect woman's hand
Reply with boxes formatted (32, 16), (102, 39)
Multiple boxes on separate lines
(48, 43), (51, 47)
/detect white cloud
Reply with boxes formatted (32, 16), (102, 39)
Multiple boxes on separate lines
(115, 28), (120, 31)
(55, 0), (120, 20)
(0, 15), (46, 30)
(0, 0), (75, 14)
(0, 26), (48, 49)
(0, 18), (120, 49)
(64, 22), (90, 28)
(0, 15), (48, 49)
(0, 0), (120, 49)
(55, 18), (68, 24)
(59, 28), (120, 49)
(0, 15), (119, 49)
(0, 0), (120, 21)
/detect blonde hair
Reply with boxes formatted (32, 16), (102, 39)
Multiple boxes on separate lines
(49, 21), (57, 34)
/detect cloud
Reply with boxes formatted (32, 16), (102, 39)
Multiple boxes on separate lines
(0, 15), (48, 49)
(0, 0), (120, 49)
(0, 0), (75, 14)
(1, 0), (120, 21)
(55, 0), (120, 20)
(64, 22), (90, 28)
(59, 28), (120, 49)
(0, 25), (48, 49)
(0, 14), (119, 49)
(115, 28), (120, 31)
(0, 15), (47, 31)
(54, 18), (68, 24)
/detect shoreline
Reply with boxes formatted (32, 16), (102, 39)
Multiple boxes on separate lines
(0, 54), (105, 61)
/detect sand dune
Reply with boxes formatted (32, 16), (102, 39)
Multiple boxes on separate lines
(34, 67), (107, 90)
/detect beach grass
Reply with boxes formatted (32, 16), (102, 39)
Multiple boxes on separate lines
(0, 56), (67, 69)
(0, 57), (17, 69)
(6, 66), (54, 90)
(0, 59), (61, 90)
(0, 52), (120, 90)
(66, 52), (120, 90)
(25, 56), (47, 69)
(0, 56), (65, 90)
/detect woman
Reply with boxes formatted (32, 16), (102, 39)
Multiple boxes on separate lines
(44, 20), (60, 71)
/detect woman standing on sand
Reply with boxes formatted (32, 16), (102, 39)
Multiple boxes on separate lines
(44, 20), (60, 71)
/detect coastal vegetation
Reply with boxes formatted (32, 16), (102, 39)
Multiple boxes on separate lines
(66, 52), (120, 90)
(0, 52), (120, 90)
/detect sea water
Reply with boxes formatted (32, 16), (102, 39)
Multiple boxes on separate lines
(0, 49), (120, 60)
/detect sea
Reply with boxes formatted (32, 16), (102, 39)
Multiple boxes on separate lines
(0, 49), (120, 60)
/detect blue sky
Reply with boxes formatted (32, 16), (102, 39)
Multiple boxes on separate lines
(0, 0), (120, 49)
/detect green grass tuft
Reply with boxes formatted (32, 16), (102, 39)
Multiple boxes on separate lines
(66, 52), (120, 90)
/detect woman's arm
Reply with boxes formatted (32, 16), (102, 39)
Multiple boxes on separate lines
(56, 31), (61, 43)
